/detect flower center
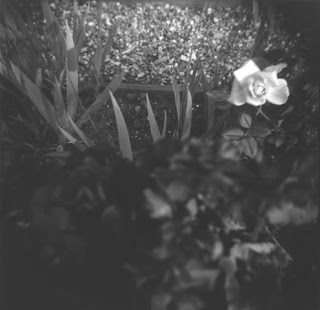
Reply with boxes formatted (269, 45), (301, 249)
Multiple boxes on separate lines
(253, 83), (266, 97)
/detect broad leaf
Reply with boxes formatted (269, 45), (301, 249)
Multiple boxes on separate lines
(223, 128), (244, 140)
(247, 124), (271, 137)
(239, 137), (258, 158)
(239, 113), (252, 128)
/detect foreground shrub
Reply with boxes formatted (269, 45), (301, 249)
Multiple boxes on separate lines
(3, 137), (318, 310)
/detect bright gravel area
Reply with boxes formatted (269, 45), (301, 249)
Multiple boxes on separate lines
(29, 1), (302, 87)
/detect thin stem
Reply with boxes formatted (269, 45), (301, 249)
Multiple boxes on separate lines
(256, 106), (282, 132)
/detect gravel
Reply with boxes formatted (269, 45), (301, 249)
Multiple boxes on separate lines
(35, 0), (302, 88)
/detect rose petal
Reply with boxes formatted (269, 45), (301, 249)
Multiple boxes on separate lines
(264, 63), (287, 74)
(255, 71), (278, 88)
(228, 79), (246, 106)
(234, 60), (260, 83)
(266, 79), (289, 105)
(246, 94), (266, 106)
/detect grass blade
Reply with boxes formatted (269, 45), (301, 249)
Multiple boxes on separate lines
(77, 71), (125, 128)
(53, 77), (67, 127)
(56, 123), (86, 151)
(41, 0), (66, 75)
(67, 114), (94, 147)
(66, 22), (78, 119)
(171, 76), (181, 125)
(161, 109), (167, 138)
(109, 91), (132, 161)
(146, 93), (161, 142)
(181, 90), (193, 140)
(11, 62), (56, 125)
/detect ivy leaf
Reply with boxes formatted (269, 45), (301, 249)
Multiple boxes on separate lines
(248, 124), (271, 137)
(239, 113), (252, 128)
(223, 128), (244, 141)
(239, 137), (258, 158)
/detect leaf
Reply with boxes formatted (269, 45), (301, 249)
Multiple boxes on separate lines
(239, 113), (252, 128)
(94, 22), (117, 76)
(171, 76), (181, 124)
(12, 62), (56, 124)
(181, 90), (193, 140)
(56, 123), (86, 151)
(161, 109), (167, 138)
(77, 71), (125, 128)
(41, 0), (66, 75)
(66, 22), (78, 120)
(35, 68), (43, 87)
(151, 292), (172, 310)
(52, 78), (68, 128)
(239, 137), (258, 158)
(67, 114), (94, 147)
(143, 188), (172, 219)
(247, 124), (271, 137)
(267, 202), (318, 225)
(223, 128), (244, 140)
(146, 93), (161, 142)
(109, 91), (133, 161)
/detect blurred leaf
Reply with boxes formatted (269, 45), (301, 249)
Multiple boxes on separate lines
(154, 56), (168, 64)
(267, 202), (318, 225)
(109, 91), (133, 161)
(146, 93), (161, 142)
(151, 291), (172, 310)
(143, 188), (172, 219)
(239, 113), (252, 128)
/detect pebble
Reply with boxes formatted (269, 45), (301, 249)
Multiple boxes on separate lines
(127, 93), (138, 100)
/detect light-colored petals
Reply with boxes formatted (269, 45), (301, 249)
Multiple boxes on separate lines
(229, 60), (290, 107)
(264, 63), (287, 74)
(233, 60), (260, 83)
(266, 79), (289, 105)
(255, 71), (278, 88)
(246, 94), (266, 106)
(228, 79), (247, 106)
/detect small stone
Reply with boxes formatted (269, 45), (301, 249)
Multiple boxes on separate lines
(135, 106), (141, 112)
(127, 93), (138, 100)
